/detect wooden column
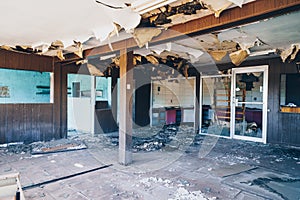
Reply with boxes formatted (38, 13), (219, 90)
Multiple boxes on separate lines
(61, 67), (68, 138)
(91, 76), (96, 136)
(53, 64), (68, 139)
(53, 63), (62, 139)
(194, 73), (200, 133)
(119, 49), (134, 165)
(111, 68), (119, 123)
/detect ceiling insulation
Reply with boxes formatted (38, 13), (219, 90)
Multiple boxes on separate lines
(139, 0), (256, 27)
(0, 0), (299, 68)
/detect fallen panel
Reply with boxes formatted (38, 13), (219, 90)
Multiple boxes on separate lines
(31, 139), (87, 154)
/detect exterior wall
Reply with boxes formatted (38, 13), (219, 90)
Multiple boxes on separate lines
(0, 49), (67, 144)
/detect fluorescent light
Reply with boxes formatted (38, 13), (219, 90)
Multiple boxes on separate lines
(100, 54), (117, 60)
(132, 0), (178, 14)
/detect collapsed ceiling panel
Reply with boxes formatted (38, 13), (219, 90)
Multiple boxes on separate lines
(133, 10), (300, 67)
(0, 0), (140, 48)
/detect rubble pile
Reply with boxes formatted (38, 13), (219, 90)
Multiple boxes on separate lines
(169, 187), (210, 200)
(0, 142), (30, 154)
(132, 124), (178, 152)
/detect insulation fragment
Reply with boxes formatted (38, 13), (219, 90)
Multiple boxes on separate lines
(132, 28), (162, 48)
(146, 55), (159, 65)
(280, 44), (300, 62)
(0, 45), (12, 51)
(202, 0), (233, 17)
(228, 0), (244, 7)
(49, 40), (64, 49)
(208, 50), (227, 61)
(65, 41), (83, 58)
(229, 49), (249, 66)
(56, 50), (65, 61)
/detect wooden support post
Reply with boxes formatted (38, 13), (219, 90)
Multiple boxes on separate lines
(194, 73), (200, 133)
(111, 68), (118, 123)
(91, 76), (96, 136)
(119, 49), (134, 165)
(53, 63), (62, 139)
(53, 64), (68, 139)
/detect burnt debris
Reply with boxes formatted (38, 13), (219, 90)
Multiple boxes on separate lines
(139, 1), (208, 27)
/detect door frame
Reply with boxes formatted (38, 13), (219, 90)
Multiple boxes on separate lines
(199, 74), (232, 138)
(231, 65), (269, 143)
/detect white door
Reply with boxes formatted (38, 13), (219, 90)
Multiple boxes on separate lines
(231, 65), (268, 143)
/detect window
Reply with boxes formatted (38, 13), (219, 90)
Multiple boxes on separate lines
(280, 74), (300, 113)
(0, 68), (51, 104)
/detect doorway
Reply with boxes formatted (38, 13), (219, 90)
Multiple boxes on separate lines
(231, 65), (268, 143)
(200, 65), (268, 143)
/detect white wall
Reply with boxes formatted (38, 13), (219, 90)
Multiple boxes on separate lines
(152, 78), (195, 108)
(68, 97), (93, 133)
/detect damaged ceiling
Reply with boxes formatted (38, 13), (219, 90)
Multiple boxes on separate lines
(0, 0), (299, 74)
(89, 10), (300, 78)
(0, 0), (255, 57)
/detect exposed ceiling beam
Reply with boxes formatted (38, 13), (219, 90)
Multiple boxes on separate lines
(83, 0), (300, 58)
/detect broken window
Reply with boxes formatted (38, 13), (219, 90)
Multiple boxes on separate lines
(0, 68), (51, 104)
(201, 76), (231, 137)
(280, 74), (300, 113)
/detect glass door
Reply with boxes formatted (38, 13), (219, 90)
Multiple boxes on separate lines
(200, 75), (231, 137)
(231, 66), (268, 143)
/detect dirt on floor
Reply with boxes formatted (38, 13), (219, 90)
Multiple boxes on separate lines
(0, 125), (300, 200)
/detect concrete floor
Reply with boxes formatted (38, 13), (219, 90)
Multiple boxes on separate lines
(0, 129), (300, 200)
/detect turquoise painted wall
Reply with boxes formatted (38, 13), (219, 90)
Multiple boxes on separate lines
(0, 68), (50, 103)
(67, 74), (111, 105)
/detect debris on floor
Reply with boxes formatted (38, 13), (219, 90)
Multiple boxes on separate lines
(0, 142), (30, 154)
(114, 124), (194, 152)
(169, 187), (213, 200)
(30, 139), (87, 154)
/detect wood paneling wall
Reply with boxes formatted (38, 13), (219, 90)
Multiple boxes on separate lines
(0, 50), (67, 144)
(0, 104), (54, 143)
(0, 49), (53, 72)
(267, 58), (300, 146)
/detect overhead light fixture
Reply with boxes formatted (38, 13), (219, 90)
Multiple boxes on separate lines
(249, 49), (276, 57)
(100, 54), (116, 60)
(132, 0), (178, 14)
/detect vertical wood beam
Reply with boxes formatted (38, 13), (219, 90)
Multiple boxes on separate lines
(91, 76), (96, 136)
(61, 67), (68, 139)
(53, 64), (68, 139)
(53, 63), (62, 139)
(111, 68), (119, 124)
(119, 48), (134, 165)
(194, 73), (200, 133)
